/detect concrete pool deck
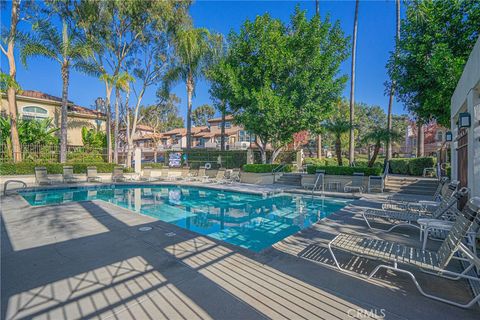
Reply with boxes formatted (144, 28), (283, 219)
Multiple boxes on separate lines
(1, 183), (479, 319)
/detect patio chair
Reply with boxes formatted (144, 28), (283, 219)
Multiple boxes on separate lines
(302, 171), (325, 191)
(344, 172), (364, 193)
(112, 167), (127, 182)
(34, 166), (55, 185)
(195, 167), (210, 182)
(361, 187), (469, 232)
(383, 181), (460, 213)
(139, 166), (159, 182)
(62, 166), (79, 183)
(213, 168), (228, 183)
(328, 196), (480, 308)
(86, 166), (102, 182)
(367, 176), (383, 193)
(229, 168), (241, 183)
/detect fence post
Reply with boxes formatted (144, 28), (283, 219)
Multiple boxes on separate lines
(296, 149), (304, 172)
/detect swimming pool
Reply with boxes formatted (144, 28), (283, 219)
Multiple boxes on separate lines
(19, 185), (350, 252)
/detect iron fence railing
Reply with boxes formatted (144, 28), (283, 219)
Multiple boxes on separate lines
(0, 144), (108, 163)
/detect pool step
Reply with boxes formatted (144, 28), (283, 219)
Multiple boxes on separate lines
(275, 173), (302, 186)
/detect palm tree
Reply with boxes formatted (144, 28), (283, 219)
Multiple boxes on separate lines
(20, 11), (94, 163)
(363, 128), (402, 167)
(348, 0), (359, 166)
(111, 72), (133, 164)
(1, 0), (22, 162)
(165, 27), (215, 151)
(386, 0), (400, 161)
(324, 119), (351, 166)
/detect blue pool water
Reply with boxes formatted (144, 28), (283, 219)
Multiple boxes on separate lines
(20, 185), (350, 251)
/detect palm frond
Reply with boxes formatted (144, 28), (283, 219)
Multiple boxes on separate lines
(20, 42), (59, 67)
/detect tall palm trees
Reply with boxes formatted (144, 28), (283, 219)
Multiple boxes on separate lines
(324, 119), (351, 166)
(348, 0), (359, 166)
(386, 0), (400, 161)
(1, 0), (22, 162)
(20, 5), (94, 163)
(166, 27), (215, 150)
(363, 128), (402, 167)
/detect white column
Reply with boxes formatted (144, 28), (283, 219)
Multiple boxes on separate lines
(451, 119), (458, 182)
(467, 88), (480, 198)
(134, 147), (142, 175)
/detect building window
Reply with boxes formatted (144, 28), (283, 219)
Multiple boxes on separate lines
(22, 106), (48, 120)
(217, 122), (231, 129)
(437, 131), (443, 141)
(239, 130), (255, 143)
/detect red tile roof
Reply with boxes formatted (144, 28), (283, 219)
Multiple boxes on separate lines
(208, 115), (234, 123)
(18, 90), (106, 117)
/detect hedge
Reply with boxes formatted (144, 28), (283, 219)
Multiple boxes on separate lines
(181, 150), (247, 169)
(242, 164), (293, 173)
(0, 162), (126, 175)
(306, 165), (382, 176)
(142, 163), (163, 169)
(389, 157), (436, 176)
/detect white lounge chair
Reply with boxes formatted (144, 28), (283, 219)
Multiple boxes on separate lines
(34, 167), (55, 185)
(213, 168), (227, 183)
(328, 197), (480, 308)
(112, 167), (127, 182)
(139, 166), (159, 182)
(228, 168), (241, 183)
(362, 187), (469, 232)
(86, 166), (102, 182)
(63, 166), (80, 183)
(195, 167), (210, 182)
(344, 172), (364, 193)
(367, 176), (383, 193)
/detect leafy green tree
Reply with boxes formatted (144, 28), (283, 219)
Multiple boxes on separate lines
(362, 128), (402, 167)
(20, 1), (96, 163)
(0, 117), (59, 147)
(323, 119), (351, 166)
(191, 104), (215, 126)
(164, 27), (219, 150)
(81, 127), (106, 148)
(207, 8), (349, 163)
(387, 0), (480, 126)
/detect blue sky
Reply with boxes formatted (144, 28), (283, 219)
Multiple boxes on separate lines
(2, 0), (407, 118)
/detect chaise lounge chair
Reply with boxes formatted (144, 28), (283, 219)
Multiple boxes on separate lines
(63, 166), (80, 183)
(139, 166), (159, 182)
(112, 167), (128, 182)
(367, 176), (383, 193)
(213, 168), (228, 183)
(361, 186), (469, 232)
(328, 196), (480, 308)
(34, 166), (55, 185)
(86, 166), (102, 182)
(195, 167), (210, 183)
(302, 171), (325, 191)
(344, 172), (364, 193)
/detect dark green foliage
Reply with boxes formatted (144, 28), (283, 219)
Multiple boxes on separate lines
(305, 157), (349, 167)
(182, 150), (247, 169)
(0, 162), (123, 175)
(389, 157), (436, 176)
(306, 165), (381, 176)
(142, 163), (164, 169)
(242, 164), (293, 173)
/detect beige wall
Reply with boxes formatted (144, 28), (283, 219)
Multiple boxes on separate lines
(1, 96), (106, 147)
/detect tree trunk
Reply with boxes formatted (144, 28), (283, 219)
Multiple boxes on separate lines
(113, 86), (120, 164)
(186, 74), (193, 151)
(369, 142), (381, 167)
(316, 134), (322, 159)
(315, 0), (319, 16)
(270, 147), (283, 164)
(104, 83), (113, 163)
(220, 103), (226, 151)
(6, 0), (21, 162)
(417, 122), (424, 157)
(335, 138), (342, 166)
(386, 0), (400, 161)
(348, 0), (359, 166)
(60, 63), (69, 163)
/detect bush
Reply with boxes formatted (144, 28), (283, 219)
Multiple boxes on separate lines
(182, 150), (247, 169)
(389, 158), (410, 174)
(389, 157), (436, 176)
(304, 157), (349, 166)
(0, 162), (122, 175)
(242, 164), (293, 173)
(306, 165), (382, 176)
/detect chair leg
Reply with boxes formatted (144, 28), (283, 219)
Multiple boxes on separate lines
(369, 264), (480, 309)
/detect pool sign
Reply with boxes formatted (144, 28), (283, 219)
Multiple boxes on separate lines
(169, 152), (182, 167)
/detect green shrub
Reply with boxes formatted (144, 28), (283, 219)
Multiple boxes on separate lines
(389, 157), (436, 176)
(408, 157), (436, 176)
(306, 165), (382, 176)
(304, 157), (349, 166)
(0, 162), (123, 175)
(183, 150), (247, 169)
(242, 164), (293, 173)
(389, 158), (410, 174)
